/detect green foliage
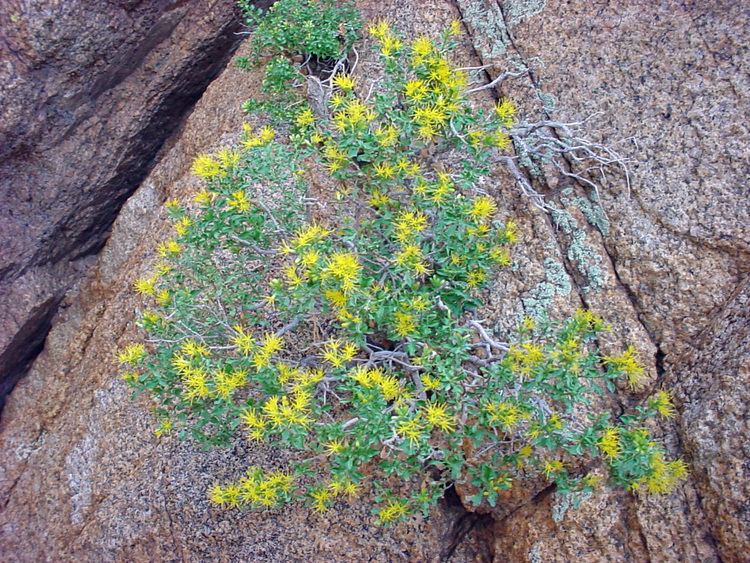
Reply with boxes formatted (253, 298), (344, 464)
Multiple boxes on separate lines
(263, 56), (299, 93)
(238, 0), (361, 95)
(120, 10), (686, 525)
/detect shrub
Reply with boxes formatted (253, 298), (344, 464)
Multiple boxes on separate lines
(236, 0), (361, 94)
(120, 7), (686, 524)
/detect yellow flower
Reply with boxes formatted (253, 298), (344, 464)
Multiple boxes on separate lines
(373, 161), (396, 179)
(490, 247), (511, 266)
(324, 289), (347, 309)
(468, 195), (498, 223)
(261, 332), (283, 355)
(252, 333), (282, 371)
(209, 484), (225, 506)
(422, 401), (456, 432)
(157, 239), (181, 258)
(223, 485), (241, 508)
(296, 108), (315, 127)
(183, 370), (210, 400)
(349, 365), (373, 388)
(322, 252), (361, 293)
(638, 453), (688, 494)
(404, 79), (428, 102)
(431, 172), (454, 204)
(543, 459), (564, 478)
(180, 339), (210, 358)
(194, 190), (214, 206)
(467, 129), (485, 147)
(394, 244), (429, 275)
(572, 308), (607, 332)
(214, 369), (243, 399)
(416, 123), (436, 141)
(380, 35), (403, 57)
(368, 20), (391, 40)
(325, 439), (345, 456)
(171, 354), (191, 376)
(502, 220), (518, 244)
(191, 154), (223, 179)
(174, 216), (192, 236)
(394, 210), (428, 243)
(241, 408), (267, 432)
(548, 413), (563, 431)
(374, 124), (399, 147)
(421, 374), (441, 391)
(310, 487), (332, 513)
(118, 343), (146, 365)
(291, 387), (312, 414)
(649, 390), (676, 418)
(413, 104), (449, 128)
(292, 222), (330, 250)
(583, 472), (603, 489)
(141, 311), (161, 326)
(412, 36), (433, 59)
(598, 427), (621, 460)
(493, 130), (512, 149)
(448, 19), (462, 37)
(300, 249), (321, 268)
(378, 499), (409, 524)
(259, 125), (275, 143)
(329, 92), (346, 109)
(495, 98), (517, 127)
(410, 295), (429, 311)
(334, 98), (374, 131)
(377, 374), (402, 401)
(242, 125), (275, 149)
(165, 198), (181, 212)
(467, 269), (487, 288)
(343, 481), (359, 498)
(332, 73), (356, 91)
(369, 189), (391, 208)
(341, 341), (358, 362)
(484, 401), (522, 430)
(134, 276), (157, 296)
(397, 416), (425, 445)
(322, 339), (357, 368)
(151, 289), (172, 307)
(121, 370), (139, 385)
(604, 345), (646, 389)
(232, 325), (255, 355)
(217, 148), (241, 170)
(394, 310), (416, 337)
(227, 190), (251, 212)
(427, 58), (452, 85)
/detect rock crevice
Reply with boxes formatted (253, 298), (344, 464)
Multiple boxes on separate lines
(0, 0), (244, 407)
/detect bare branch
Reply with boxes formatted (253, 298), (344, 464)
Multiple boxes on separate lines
(466, 69), (528, 94)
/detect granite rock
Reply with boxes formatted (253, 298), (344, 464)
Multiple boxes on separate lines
(1, 0), (748, 561)
(0, 0), (244, 403)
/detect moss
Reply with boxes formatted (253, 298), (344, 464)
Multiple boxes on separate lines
(562, 189), (610, 235)
(550, 205), (607, 292)
(522, 257), (572, 319)
(529, 543), (543, 563)
(456, 0), (512, 59)
(569, 230), (606, 291)
(536, 90), (557, 113)
(576, 195), (610, 235)
(514, 134), (546, 178)
(505, 0), (547, 27)
(551, 489), (592, 523)
(550, 204), (576, 235)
